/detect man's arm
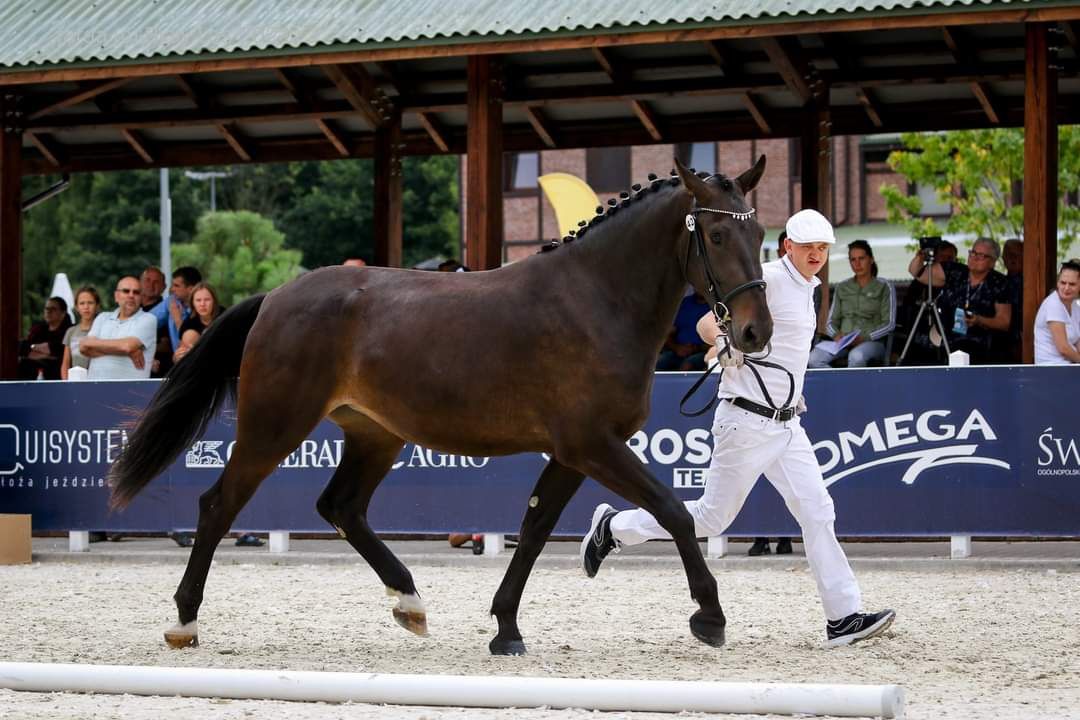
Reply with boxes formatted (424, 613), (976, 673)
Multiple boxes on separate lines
(909, 251), (945, 287)
(79, 335), (144, 358)
(967, 302), (1011, 333)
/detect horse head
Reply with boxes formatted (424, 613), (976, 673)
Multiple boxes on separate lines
(676, 156), (773, 354)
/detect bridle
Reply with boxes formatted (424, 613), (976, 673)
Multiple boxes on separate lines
(682, 206), (766, 331)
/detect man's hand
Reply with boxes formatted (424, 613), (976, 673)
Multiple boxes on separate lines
(796, 395), (808, 415)
(714, 338), (744, 368)
(168, 297), (183, 327)
(127, 346), (145, 370)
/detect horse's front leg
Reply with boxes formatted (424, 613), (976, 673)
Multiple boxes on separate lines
(489, 459), (584, 655)
(575, 438), (726, 647)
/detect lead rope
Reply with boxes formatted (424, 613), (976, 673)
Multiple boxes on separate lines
(678, 337), (795, 418)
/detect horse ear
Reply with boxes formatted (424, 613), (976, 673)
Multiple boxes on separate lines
(735, 155), (767, 194)
(674, 157), (710, 203)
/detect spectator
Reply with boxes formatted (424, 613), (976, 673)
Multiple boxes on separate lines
(1033, 260), (1080, 365)
(173, 282), (224, 364)
(80, 276), (157, 380)
(140, 266), (173, 377)
(908, 237), (1010, 365)
(898, 240), (957, 364)
(17, 296), (73, 380)
(60, 286), (102, 380)
(656, 291), (711, 371)
(166, 266), (202, 354)
(1003, 239), (1023, 362)
(809, 240), (896, 368)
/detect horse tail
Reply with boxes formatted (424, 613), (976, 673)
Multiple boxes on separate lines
(108, 293), (267, 510)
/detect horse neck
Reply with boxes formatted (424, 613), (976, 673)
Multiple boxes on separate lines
(572, 187), (694, 344)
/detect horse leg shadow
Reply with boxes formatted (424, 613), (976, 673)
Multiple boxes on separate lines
(489, 459), (584, 655)
(317, 409), (424, 635)
(574, 438), (726, 648)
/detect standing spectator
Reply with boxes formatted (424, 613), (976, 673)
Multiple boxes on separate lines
(1002, 239), (1024, 363)
(80, 276), (157, 380)
(1033, 260), (1080, 365)
(166, 266), (202, 354)
(173, 282), (224, 363)
(140, 266), (173, 377)
(908, 238), (1010, 364)
(656, 291), (711, 371)
(809, 240), (896, 368)
(60, 286), (102, 380)
(17, 297), (73, 380)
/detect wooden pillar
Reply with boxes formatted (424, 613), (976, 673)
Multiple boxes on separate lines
(800, 82), (832, 333)
(1022, 23), (1058, 364)
(0, 93), (23, 380)
(373, 109), (403, 267)
(465, 55), (504, 271)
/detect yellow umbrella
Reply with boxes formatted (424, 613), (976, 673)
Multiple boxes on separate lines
(537, 173), (601, 238)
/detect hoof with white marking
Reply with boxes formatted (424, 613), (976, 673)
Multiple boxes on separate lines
(164, 621), (199, 648)
(386, 588), (429, 637)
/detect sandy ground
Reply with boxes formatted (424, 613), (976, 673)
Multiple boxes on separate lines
(0, 558), (1077, 720)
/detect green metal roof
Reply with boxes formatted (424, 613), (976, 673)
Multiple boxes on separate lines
(0, 0), (1068, 72)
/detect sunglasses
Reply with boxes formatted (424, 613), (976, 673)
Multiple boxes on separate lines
(116, 288), (141, 295)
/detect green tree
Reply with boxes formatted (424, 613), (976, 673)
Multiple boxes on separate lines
(172, 211), (303, 306)
(881, 127), (1080, 256)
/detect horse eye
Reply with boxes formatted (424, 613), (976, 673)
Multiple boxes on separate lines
(709, 232), (724, 244)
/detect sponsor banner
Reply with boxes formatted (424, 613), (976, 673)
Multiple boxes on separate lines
(0, 367), (1077, 535)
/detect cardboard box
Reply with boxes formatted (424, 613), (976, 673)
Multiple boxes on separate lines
(0, 514), (31, 565)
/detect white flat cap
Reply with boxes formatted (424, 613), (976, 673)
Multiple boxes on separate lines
(786, 209), (836, 244)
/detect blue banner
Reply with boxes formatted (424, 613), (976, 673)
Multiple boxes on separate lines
(1, 367), (1078, 536)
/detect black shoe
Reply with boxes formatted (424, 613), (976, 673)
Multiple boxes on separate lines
(826, 609), (896, 647)
(235, 533), (264, 547)
(580, 503), (619, 578)
(106, 533), (125, 542)
(170, 532), (194, 548)
(748, 538), (771, 556)
(775, 537), (793, 555)
(88, 531), (107, 543)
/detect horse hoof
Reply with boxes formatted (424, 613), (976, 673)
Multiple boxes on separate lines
(393, 607), (430, 637)
(689, 610), (726, 647)
(489, 637), (527, 656)
(164, 621), (199, 648)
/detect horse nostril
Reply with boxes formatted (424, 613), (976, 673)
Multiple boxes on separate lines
(742, 325), (758, 348)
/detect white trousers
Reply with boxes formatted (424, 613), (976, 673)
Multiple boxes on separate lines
(610, 400), (862, 621)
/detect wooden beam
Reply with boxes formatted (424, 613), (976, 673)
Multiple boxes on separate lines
(704, 40), (738, 75)
(630, 99), (663, 141)
(174, 74), (210, 108)
(740, 93), (771, 135)
(942, 27), (1002, 124)
(26, 131), (65, 167)
(759, 36), (813, 105)
(800, 90), (832, 334)
(373, 110), (403, 267)
(970, 81), (1001, 124)
(120, 128), (154, 163)
(1022, 23), (1059, 364)
(416, 111), (450, 152)
(855, 87), (884, 128)
(216, 122), (253, 161)
(465, 55), (504, 271)
(591, 47), (621, 81)
(0, 112), (22, 379)
(27, 78), (130, 120)
(322, 63), (386, 128)
(314, 118), (349, 156)
(523, 104), (557, 148)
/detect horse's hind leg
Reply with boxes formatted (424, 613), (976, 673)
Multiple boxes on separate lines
(316, 409), (422, 635)
(489, 459), (584, 655)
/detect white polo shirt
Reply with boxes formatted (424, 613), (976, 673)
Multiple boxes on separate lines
(86, 308), (157, 380)
(719, 255), (818, 408)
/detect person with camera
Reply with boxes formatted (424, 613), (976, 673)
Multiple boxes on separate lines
(908, 237), (1011, 364)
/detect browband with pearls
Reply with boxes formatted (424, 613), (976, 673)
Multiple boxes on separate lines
(695, 207), (756, 221)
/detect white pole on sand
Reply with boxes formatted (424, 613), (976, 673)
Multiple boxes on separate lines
(0, 662), (905, 718)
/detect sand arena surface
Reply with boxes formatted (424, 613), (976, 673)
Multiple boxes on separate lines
(0, 558), (1077, 720)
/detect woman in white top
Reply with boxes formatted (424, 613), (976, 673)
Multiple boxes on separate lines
(1033, 260), (1080, 365)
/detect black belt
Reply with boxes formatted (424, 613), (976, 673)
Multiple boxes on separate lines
(726, 397), (797, 422)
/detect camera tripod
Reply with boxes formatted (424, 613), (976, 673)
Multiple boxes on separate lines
(898, 251), (952, 365)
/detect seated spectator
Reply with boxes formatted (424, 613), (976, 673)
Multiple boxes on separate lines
(1033, 260), (1080, 365)
(809, 240), (895, 368)
(1002, 239), (1023, 363)
(897, 240), (957, 364)
(140, 266), (173, 378)
(60, 286), (101, 380)
(173, 282), (224, 364)
(908, 238), (1010, 365)
(657, 291), (711, 371)
(18, 296), (74, 380)
(80, 276), (157, 380)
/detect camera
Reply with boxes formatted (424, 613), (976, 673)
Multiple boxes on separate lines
(918, 236), (943, 252)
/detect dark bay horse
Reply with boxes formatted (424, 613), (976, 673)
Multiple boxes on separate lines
(109, 157), (773, 655)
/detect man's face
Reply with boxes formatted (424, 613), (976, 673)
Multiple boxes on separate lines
(784, 240), (830, 280)
(1003, 242), (1023, 275)
(141, 269), (165, 300)
(114, 278), (142, 317)
(937, 246), (958, 264)
(171, 276), (193, 303)
(968, 242), (998, 274)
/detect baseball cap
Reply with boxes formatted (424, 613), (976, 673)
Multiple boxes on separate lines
(785, 209), (836, 245)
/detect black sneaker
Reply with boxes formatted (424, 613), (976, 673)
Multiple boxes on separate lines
(826, 609), (896, 647)
(170, 532), (194, 548)
(748, 537), (771, 556)
(235, 533), (264, 547)
(580, 503), (619, 578)
(775, 537), (793, 555)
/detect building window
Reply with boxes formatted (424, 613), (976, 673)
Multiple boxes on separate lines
(586, 147), (631, 192)
(675, 142), (717, 176)
(504, 152), (539, 192)
(913, 181), (952, 217)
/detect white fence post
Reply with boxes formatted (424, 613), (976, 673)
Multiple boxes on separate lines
(68, 531), (89, 552)
(482, 533), (505, 556)
(950, 535), (972, 559)
(706, 536), (728, 558)
(268, 531), (290, 553)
